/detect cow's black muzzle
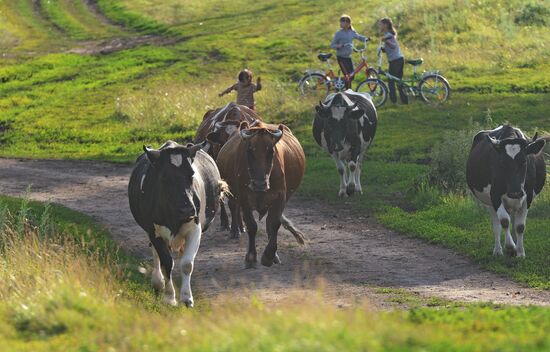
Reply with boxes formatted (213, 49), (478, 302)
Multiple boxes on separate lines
(506, 191), (524, 200)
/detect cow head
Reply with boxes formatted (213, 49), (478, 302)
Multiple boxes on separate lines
(487, 133), (545, 199)
(315, 94), (364, 153)
(144, 142), (205, 233)
(239, 121), (284, 192)
(206, 121), (241, 159)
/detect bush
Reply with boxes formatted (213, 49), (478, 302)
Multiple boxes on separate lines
(424, 122), (483, 193)
(515, 3), (550, 26)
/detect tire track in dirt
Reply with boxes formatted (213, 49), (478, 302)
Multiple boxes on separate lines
(1, 158), (549, 307)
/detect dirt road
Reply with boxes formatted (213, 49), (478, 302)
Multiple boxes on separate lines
(1, 158), (548, 307)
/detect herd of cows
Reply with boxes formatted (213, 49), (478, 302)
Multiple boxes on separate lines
(127, 90), (547, 307)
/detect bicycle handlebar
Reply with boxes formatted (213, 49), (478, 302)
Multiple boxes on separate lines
(346, 38), (370, 53)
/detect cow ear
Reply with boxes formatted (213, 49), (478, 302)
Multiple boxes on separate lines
(187, 141), (207, 159)
(531, 132), (539, 142)
(239, 121), (250, 131)
(206, 131), (221, 144)
(315, 105), (327, 118)
(143, 145), (161, 164)
(525, 138), (545, 155)
(348, 108), (364, 119)
(486, 135), (500, 151)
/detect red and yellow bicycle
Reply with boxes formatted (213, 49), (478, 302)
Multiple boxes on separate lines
(298, 39), (378, 98)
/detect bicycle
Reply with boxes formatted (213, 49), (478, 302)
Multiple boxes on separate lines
(298, 39), (378, 98)
(356, 43), (451, 108)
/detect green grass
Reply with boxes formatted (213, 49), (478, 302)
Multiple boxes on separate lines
(1, 196), (550, 351)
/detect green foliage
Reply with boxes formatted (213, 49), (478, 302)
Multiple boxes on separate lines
(515, 3), (550, 26)
(425, 122), (481, 193)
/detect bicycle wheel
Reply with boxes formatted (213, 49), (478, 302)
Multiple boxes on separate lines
(356, 78), (388, 108)
(419, 74), (450, 104)
(298, 73), (330, 98)
(366, 67), (378, 80)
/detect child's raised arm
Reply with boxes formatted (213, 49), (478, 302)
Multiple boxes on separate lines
(219, 84), (235, 97)
(255, 77), (262, 92)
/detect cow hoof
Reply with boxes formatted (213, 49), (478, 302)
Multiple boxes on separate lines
(245, 253), (257, 269)
(181, 298), (194, 308)
(220, 223), (230, 231)
(346, 184), (355, 196)
(229, 229), (241, 239)
(151, 273), (165, 293)
(261, 253), (274, 267)
(338, 189), (347, 197)
(516, 248), (526, 258)
(273, 253), (281, 265)
(163, 295), (177, 306)
(493, 247), (503, 256)
(245, 261), (257, 269)
(504, 245), (517, 257)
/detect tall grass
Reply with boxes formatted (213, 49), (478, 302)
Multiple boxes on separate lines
(1, 197), (550, 350)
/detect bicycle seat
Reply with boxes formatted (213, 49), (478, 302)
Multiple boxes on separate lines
(406, 58), (424, 66)
(318, 53), (332, 62)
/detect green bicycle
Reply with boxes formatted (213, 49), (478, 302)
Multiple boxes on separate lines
(357, 44), (451, 108)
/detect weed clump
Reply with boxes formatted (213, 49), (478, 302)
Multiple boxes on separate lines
(515, 3), (550, 26)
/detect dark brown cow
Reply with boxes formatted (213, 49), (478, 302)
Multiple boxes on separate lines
(194, 102), (258, 160)
(211, 121), (306, 267)
(194, 102), (258, 233)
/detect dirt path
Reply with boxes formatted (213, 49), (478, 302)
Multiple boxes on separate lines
(1, 158), (549, 307)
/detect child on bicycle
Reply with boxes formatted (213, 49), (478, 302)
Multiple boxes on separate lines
(379, 17), (408, 104)
(219, 69), (262, 110)
(330, 14), (367, 89)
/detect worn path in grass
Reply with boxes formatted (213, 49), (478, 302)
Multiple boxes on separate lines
(1, 158), (549, 307)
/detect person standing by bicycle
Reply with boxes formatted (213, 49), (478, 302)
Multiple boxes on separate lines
(219, 69), (262, 110)
(330, 15), (366, 89)
(379, 17), (408, 104)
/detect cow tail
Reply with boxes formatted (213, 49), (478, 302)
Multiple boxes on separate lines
(218, 180), (231, 201)
(281, 214), (306, 245)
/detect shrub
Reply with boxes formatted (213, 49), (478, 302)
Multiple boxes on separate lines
(424, 122), (483, 193)
(515, 3), (550, 26)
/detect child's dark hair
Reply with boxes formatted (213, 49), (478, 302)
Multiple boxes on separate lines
(238, 69), (252, 83)
(380, 17), (397, 36)
(340, 14), (355, 31)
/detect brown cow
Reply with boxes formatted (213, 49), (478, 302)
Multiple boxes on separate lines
(211, 120), (306, 268)
(194, 102), (258, 160)
(194, 102), (258, 233)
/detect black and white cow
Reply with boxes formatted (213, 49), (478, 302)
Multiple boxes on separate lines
(128, 141), (226, 307)
(313, 91), (377, 196)
(466, 125), (547, 257)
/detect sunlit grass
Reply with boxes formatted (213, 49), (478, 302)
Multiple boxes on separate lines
(1, 197), (550, 351)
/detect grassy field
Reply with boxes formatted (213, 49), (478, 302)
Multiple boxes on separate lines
(1, 0), (550, 349)
(1, 196), (550, 351)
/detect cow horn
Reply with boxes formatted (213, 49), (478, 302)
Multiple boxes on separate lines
(143, 145), (161, 163)
(269, 128), (283, 139)
(240, 129), (256, 140)
(187, 141), (207, 158)
(487, 135), (500, 146)
(532, 132), (539, 142)
(347, 102), (358, 110)
(321, 100), (330, 108)
(214, 121), (223, 130)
